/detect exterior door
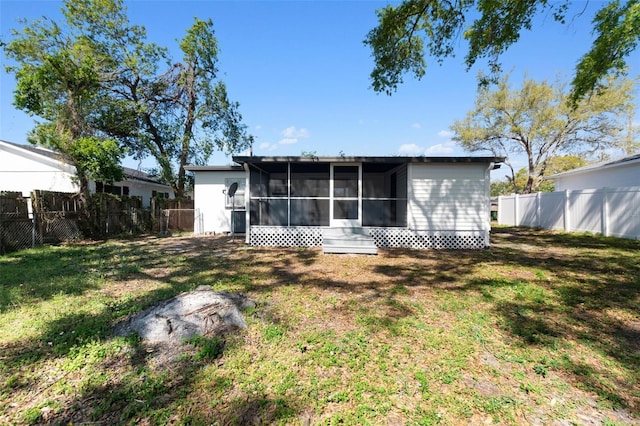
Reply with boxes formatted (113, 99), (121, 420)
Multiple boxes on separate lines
(330, 164), (361, 227)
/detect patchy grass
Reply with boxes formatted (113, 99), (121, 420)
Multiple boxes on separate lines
(1, 228), (639, 425)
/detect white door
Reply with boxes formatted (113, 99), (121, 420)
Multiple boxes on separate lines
(330, 164), (361, 227)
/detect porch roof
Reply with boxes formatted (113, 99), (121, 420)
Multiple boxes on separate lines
(184, 165), (244, 172)
(232, 155), (504, 165)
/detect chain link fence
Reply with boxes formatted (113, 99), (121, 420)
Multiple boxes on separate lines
(0, 193), (36, 254)
(1, 191), (195, 254)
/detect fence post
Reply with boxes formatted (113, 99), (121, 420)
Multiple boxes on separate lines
(0, 195), (3, 254)
(564, 189), (570, 232)
(514, 194), (520, 226)
(602, 187), (610, 237)
(25, 195), (35, 248)
(536, 192), (541, 228)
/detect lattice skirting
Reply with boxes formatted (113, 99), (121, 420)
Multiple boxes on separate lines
(249, 226), (323, 247)
(248, 226), (488, 249)
(366, 228), (487, 249)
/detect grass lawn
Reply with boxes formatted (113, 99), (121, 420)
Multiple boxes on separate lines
(1, 227), (639, 425)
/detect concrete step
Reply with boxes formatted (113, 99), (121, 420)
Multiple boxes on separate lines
(322, 227), (378, 255)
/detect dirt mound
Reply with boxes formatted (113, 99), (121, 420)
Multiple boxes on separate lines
(114, 286), (255, 344)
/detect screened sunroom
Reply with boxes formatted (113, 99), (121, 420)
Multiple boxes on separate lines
(240, 158), (408, 228)
(188, 156), (501, 250)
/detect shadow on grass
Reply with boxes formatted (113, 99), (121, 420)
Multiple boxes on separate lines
(461, 227), (640, 410)
(2, 228), (639, 422)
(0, 236), (283, 424)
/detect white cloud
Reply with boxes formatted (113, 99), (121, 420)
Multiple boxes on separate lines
(259, 142), (278, 151)
(278, 137), (298, 145)
(272, 126), (310, 147)
(425, 140), (456, 155)
(282, 126), (310, 139)
(411, 123), (422, 129)
(398, 143), (424, 155)
(437, 129), (453, 138)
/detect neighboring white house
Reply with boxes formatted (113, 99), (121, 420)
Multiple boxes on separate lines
(549, 153), (640, 191)
(186, 155), (503, 252)
(0, 140), (173, 207)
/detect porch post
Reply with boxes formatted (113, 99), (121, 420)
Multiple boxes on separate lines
(243, 163), (250, 244)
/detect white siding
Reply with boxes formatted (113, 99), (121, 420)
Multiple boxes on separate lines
(408, 163), (489, 231)
(117, 180), (173, 208)
(0, 145), (78, 194)
(554, 161), (639, 191)
(192, 170), (246, 234)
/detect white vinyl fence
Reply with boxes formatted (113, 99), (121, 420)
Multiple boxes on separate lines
(498, 187), (640, 240)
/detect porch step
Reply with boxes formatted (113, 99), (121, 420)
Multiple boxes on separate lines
(322, 228), (378, 255)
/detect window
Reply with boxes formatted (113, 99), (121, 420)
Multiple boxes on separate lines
(225, 178), (245, 209)
(152, 191), (170, 199)
(96, 181), (122, 196)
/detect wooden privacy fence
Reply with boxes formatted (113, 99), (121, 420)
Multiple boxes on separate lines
(152, 198), (194, 233)
(498, 187), (640, 240)
(0, 192), (38, 254)
(0, 191), (196, 254)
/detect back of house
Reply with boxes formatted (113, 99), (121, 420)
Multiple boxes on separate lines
(187, 155), (502, 251)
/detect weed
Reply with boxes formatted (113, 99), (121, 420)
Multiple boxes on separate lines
(185, 335), (225, 360)
(263, 324), (285, 341)
(533, 364), (549, 377)
(21, 407), (42, 425)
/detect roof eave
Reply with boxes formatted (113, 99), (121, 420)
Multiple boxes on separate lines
(232, 155), (505, 164)
(548, 154), (640, 180)
(184, 165), (245, 172)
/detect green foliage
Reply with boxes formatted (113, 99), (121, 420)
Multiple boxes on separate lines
(492, 155), (587, 195)
(490, 180), (515, 197)
(3, 0), (251, 198)
(263, 324), (285, 342)
(67, 137), (125, 183)
(3, 11), (124, 198)
(365, 0), (639, 100)
(571, 0), (640, 103)
(185, 335), (225, 360)
(452, 75), (632, 193)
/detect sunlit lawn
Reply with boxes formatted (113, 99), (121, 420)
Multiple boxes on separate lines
(1, 227), (639, 425)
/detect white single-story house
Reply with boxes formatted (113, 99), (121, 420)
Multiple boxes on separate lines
(0, 140), (173, 207)
(186, 155), (503, 253)
(549, 153), (640, 191)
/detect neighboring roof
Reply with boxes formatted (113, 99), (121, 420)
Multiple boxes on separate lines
(121, 167), (167, 185)
(1, 139), (70, 163)
(232, 155), (505, 165)
(1, 140), (167, 185)
(548, 153), (640, 180)
(184, 165), (245, 172)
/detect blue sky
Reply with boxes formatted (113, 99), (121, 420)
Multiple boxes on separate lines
(1, 1), (639, 179)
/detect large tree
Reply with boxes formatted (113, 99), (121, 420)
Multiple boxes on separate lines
(3, 13), (125, 203)
(364, 0), (640, 101)
(491, 155), (587, 196)
(81, 4), (251, 197)
(3, 0), (251, 198)
(452, 75), (634, 193)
